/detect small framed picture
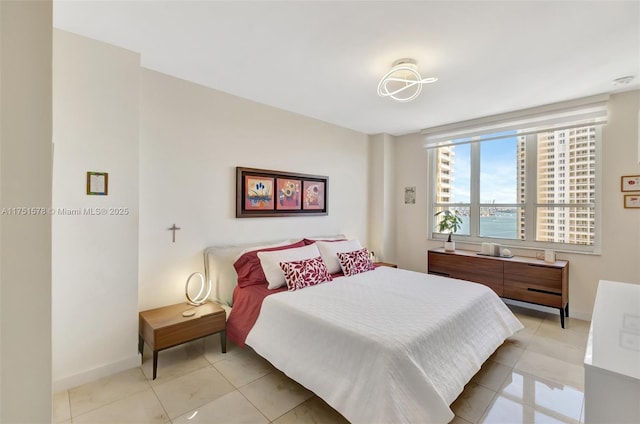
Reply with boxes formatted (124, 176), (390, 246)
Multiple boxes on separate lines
(404, 186), (416, 204)
(624, 194), (640, 208)
(86, 172), (108, 195)
(621, 175), (640, 192)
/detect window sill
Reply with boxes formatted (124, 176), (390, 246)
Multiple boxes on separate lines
(429, 237), (601, 256)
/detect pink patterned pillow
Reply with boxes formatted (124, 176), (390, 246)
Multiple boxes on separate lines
(337, 248), (375, 276)
(279, 256), (333, 291)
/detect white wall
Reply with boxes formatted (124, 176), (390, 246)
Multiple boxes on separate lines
(0, 1), (53, 421)
(394, 132), (430, 270)
(368, 133), (397, 263)
(394, 90), (640, 320)
(139, 69), (370, 310)
(52, 30), (140, 390)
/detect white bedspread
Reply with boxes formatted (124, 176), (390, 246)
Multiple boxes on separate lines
(246, 267), (523, 424)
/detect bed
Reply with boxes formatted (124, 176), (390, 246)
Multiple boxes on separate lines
(204, 237), (522, 424)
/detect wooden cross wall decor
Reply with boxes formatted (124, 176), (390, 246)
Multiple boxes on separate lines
(168, 224), (181, 243)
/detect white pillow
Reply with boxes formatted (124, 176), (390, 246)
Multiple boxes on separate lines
(304, 234), (346, 241)
(233, 238), (302, 262)
(204, 238), (299, 306)
(258, 244), (322, 289)
(316, 239), (362, 274)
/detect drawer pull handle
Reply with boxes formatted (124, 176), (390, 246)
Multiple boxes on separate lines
(527, 288), (561, 296)
(429, 271), (450, 277)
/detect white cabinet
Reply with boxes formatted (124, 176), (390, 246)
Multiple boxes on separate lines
(584, 280), (640, 423)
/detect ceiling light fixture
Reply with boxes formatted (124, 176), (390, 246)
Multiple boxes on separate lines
(377, 58), (437, 102)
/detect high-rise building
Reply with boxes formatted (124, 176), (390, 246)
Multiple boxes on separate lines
(525, 126), (596, 245)
(434, 145), (454, 204)
(517, 137), (526, 240)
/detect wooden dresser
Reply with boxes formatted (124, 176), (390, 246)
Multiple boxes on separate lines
(427, 248), (569, 327)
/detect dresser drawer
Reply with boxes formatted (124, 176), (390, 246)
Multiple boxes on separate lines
(503, 286), (563, 308)
(504, 261), (562, 293)
(428, 251), (503, 295)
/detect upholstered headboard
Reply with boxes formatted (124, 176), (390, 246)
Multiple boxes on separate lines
(203, 235), (346, 307)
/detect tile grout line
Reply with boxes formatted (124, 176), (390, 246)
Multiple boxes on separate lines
(231, 366), (310, 424)
(235, 386), (273, 424)
(148, 380), (173, 424)
(157, 343), (274, 423)
(68, 368), (153, 421)
(196, 338), (270, 421)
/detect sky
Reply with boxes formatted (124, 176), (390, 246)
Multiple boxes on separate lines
(450, 134), (518, 204)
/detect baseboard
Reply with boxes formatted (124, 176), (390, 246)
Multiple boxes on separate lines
(53, 354), (141, 392)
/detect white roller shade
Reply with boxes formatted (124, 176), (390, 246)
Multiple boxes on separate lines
(423, 94), (609, 149)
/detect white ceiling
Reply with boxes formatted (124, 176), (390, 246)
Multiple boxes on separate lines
(53, 0), (640, 136)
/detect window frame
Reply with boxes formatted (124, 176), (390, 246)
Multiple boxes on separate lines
(428, 126), (602, 254)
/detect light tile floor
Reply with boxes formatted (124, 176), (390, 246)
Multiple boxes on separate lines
(54, 305), (589, 423)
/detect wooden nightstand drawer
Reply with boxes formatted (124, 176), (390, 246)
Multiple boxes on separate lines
(155, 310), (225, 350)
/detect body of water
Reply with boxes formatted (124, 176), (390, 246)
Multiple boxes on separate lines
(458, 214), (518, 239)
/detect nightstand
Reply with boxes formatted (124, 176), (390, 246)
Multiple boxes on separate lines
(138, 301), (226, 379)
(374, 262), (398, 268)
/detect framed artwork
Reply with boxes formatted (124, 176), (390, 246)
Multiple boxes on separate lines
(276, 178), (301, 210)
(404, 186), (416, 204)
(86, 171), (108, 195)
(236, 167), (328, 217)
(621, 175), (640, 192)
(244, 175), (274, 210)
(624, 194), (640, 209)
(302, 180), (325, 210)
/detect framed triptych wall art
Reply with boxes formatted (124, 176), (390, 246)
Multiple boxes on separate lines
(236, 167), (328, 217)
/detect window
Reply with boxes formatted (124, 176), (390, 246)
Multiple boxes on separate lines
(425, 96), (606, 252)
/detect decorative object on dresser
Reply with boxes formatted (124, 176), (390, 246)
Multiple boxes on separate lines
(236, 167), (328, 218)
(480, 242), (506, 257)
(138, 302), (226, 379)
(434, 209), (463, 251)
(428, 248), (569, 328)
